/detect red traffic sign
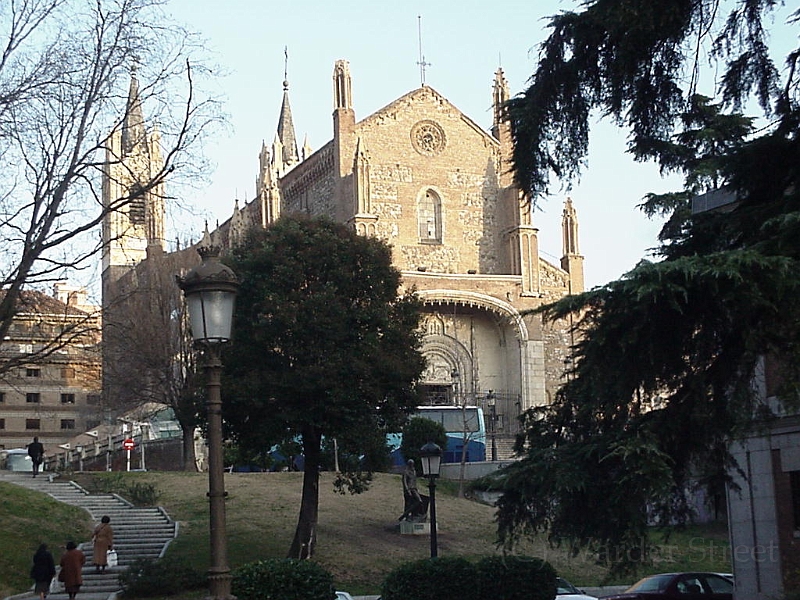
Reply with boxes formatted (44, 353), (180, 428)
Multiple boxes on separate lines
(122, 438), (135, 451)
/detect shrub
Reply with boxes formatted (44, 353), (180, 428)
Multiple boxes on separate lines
(118, 556), (205, 597)
(400, 417), (448, 467)
(232, 558), (335, 600)
(469, 471), (505, 493)
(476, 555), (557, 600)
(381, 557), (480, 600)
(124, 481), (161, 506)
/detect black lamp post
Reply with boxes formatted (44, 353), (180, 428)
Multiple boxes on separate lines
(178, 242), (238, 600)
(419, 441), (442, 558)
(487, 390), (497, 462)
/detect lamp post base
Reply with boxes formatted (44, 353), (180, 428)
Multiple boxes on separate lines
(207, 568), (236, 600)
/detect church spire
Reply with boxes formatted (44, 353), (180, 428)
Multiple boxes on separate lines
(121, 63), (146, 155)
(333, 59), (352, 111)
(492, 67), (509, 136)
(561, 197), (585, 293)
(102, 60), (166, 294)
(561, 197), (580, 256)
(276, 47), (299, 168)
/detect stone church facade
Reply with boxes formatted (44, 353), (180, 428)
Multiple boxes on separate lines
(102, 61), (585, 456)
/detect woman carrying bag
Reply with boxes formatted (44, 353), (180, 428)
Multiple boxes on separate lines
(92, 515), (114, 572)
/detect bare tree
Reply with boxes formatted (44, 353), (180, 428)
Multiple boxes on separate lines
(0, 0), (218, 374)
(102, 247), (202, 470)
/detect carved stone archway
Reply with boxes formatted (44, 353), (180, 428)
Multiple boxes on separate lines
(414, 289), (529, 342)
(414, 289), (537, 409)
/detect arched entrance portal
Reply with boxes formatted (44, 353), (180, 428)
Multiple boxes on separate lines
(414, 290), (539, 451)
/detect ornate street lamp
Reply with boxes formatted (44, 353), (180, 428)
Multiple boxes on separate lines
(419, 441), (442, 558)
(178, 242), (238, 600)
(487, 390), (497, 462)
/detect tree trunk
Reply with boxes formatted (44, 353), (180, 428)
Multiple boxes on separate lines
(458, 403), (469, 498)
(288, 426), (321, 559)
(181, 422), (198, 471)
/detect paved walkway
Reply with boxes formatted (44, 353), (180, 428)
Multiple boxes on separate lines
(1, 472), (177, 600)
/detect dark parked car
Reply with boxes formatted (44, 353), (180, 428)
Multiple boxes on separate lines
(601, 572), (733, 599)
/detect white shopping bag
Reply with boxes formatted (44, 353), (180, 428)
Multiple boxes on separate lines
(106, 549), (118, 568)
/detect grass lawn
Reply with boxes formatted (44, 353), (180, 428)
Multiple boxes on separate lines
(0, 482), (93, 599)
(3, 471), (733, 598)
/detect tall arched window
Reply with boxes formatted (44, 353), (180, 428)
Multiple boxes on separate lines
(418, 189), (442, 243)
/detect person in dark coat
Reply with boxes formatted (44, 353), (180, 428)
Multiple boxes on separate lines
(59, 541), (85, 600)
(30, 543), (56, 600)
(27, 436), (45, 478)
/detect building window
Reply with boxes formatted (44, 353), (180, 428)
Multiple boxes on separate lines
(87, 394), (101, 405)
(26, 419), (40, 430)
(61, 393), (75, 404)
(0, 418), (5, 429)
(26, 392), (41, 403)
(0, 392), (4, 403)
(26, 367), (41, 377)
(61, 367), (75, 379)
(86, 419), (100, 429)
(60, 419), (76, 430)
(418, 190), (442, 243)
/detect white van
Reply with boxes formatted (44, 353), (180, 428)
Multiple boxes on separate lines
(2, 448), (43, 472)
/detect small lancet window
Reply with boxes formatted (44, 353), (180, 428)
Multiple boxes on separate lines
(418, 190), (442, 243)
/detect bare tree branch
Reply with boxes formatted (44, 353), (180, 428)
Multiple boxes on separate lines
(0, 0), (221, 372)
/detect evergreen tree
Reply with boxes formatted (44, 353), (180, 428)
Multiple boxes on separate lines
(496, 0), (800, 575)
(223, 214), (425, 559)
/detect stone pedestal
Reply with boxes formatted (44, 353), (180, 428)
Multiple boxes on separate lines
(400, 521), (436, 535)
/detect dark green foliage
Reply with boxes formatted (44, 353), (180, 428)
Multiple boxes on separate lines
(232, 558), (335, 600)
(118, 557), (205, 597)
(223, 214), (425, 557)
(224, 214), (425, 462)
(399, 416), (448, 467)
(476, 555), (557, 600)
(498, 0), (800, 579)
(380, 555), (557, 600)
(380, 557), (480, 600)
(224, 443), (275, 471)
(508, 0), (784, 198)
(468, 472), (505, 494)
(498, 244), (800, 575)
(637, 95), (754, 242)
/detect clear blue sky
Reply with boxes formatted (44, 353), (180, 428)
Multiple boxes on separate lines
(164, 0), (795, 289)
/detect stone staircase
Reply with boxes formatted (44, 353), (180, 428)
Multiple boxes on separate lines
(1, 473), (178, 600)
(493, 435), (517, 461)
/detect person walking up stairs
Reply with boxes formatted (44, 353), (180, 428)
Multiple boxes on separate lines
(0, 472), (178, 600)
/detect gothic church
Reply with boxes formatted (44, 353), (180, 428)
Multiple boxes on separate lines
(102, 60), (584, 455)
